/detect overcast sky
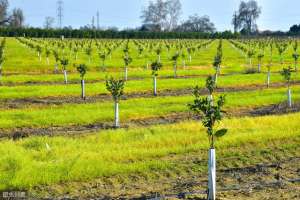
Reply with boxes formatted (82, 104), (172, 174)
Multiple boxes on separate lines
(7, 0), (300, 31)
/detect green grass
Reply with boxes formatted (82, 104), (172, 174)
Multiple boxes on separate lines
(0, 112), (299, 191)
(2, 38), (298, 74)
(0, 72), (297, 100)
(0, 85), (299, 129)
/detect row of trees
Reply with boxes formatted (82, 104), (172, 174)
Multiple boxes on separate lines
(0, 27), (238, 39)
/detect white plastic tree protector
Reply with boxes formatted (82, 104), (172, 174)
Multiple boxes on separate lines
(63, 70), (68, 84)
(208, 148), (216, 200)
(288, 88), (292, 107)
(114, 102), (119, 128)
(153, 76), (157, 96)
(81, 79), (85, 99)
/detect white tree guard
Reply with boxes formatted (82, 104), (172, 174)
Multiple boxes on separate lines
(153, 76), (157, 96)
(81, 79), (85, 99)
(63, 70), (68, 84)
(125, 67), (128, 81)
(208, 148), (216, 200)
(267, 71), (270, 87)
(114, 102), (120, 128)
(288, 88), (292, 108)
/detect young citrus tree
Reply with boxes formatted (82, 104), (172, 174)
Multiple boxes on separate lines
(73, 46), (79, 61)
(36, 45), (42, 61)
(171, 52), (179, 78)
(292, 45), (299, 72)
(156, 46), (162, 63)
(188, 75), (227, 200)
(53, 50), (60, 74)
(267, 43), (273, 88)
(213, 40), (223, 87)
(45, 48), (51, 65)
(123, 54), (132, 81)
(181, 51), (186, 70)
(0, 39), (5, 82)
(60, 58), (69, 84)
(257, 52), (264, 73)
(281, 66), (292, 108)
(276, 42), (288, 66)
(99, 51), (107, 71)
(85, 45), (93, 63)
(151, 61), (162, 96)
(247, 48), (255, 70)
(76, 64), (87, 100)
(106, 77), (125, 128)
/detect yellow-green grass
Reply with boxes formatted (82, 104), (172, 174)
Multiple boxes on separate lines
(0, 72), (298, 100)
(3, 38), (298, 74)
(0, 112), (299, 191)
(0, 85), (299, 129)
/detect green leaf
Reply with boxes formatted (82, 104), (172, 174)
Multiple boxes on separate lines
(215, 129), (227, 138)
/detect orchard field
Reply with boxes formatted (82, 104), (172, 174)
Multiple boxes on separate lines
(0, 37), (299, 199)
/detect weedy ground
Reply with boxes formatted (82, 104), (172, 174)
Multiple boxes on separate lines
(0, 38), (299, 199)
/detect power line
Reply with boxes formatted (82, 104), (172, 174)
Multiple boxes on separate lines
(57, 0), (63, 29)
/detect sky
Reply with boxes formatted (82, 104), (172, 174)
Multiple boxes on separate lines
(7, 0), (300, 31)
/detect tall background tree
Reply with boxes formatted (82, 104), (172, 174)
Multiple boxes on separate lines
(233, 0), (261, 35)
(177, 14), (216, 33)
(10, 8), (24, 28)
(0, 0), (25, 27)
(44, 16), (55, 29)
(141, 0), (182, 31)
(0, 0), (9, 25)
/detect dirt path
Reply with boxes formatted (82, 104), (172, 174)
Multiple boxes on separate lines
(0, 71), (284, 86)
(1, 81), (299, 109)
(3, 102), (300, 140)
(30, 148), (300, 199)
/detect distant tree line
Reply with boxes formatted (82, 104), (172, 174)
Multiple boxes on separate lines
(1, 0), (299, 39)
(0, 27), (239, 39)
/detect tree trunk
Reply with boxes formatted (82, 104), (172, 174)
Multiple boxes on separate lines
(47, 57), (49, 65)
(173, 63), (177, 78)
(63, 70), (68, 84)
(153, 76), (157, 96)
(208, 94), (214, 106)
(258, 63), (261, 73)
(81, 79), (85, 100)
(114, 101), (120, 128)
(208, 148), (216, 200)
(189, 54), (192, 63)
(267, 71), (270, 88)
(215, 67), (220, 87)
(183, 60), (186, 70)
(158, 55), (161, 63)
(125, 66), (128, 81)
(54, 64), (58, 74)
(288, 87), (292, 108)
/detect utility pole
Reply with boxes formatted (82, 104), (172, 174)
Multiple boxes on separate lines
(96, 10), (100, 30)
(57, 0), (63, 29)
